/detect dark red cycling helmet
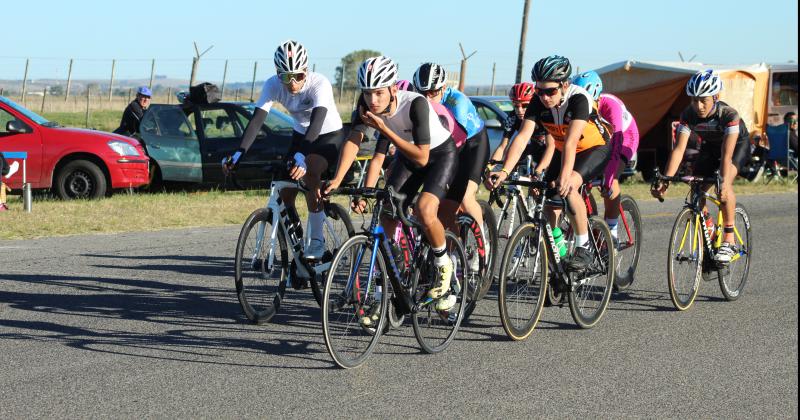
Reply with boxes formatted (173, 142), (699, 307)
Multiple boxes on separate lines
(509, 82), (534, 102)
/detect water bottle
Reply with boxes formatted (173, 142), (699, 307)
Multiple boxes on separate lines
(552, 227), (568, 258)
(703, 210), (716, 240)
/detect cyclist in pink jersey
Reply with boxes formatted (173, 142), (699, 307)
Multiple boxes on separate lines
(572, 71), (640, 244)
(352, 80), (465, 213)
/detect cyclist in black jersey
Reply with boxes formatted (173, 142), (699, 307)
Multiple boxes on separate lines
(488, 82), (548, 164)
(487, 55), (611, 271)
(323, 56), (459, 313)
(652, 69), (751, 264)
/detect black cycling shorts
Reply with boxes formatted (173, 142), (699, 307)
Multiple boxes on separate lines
(445, 127), (490, 202)
(692, 140), (752, 177)
(289, 128), (345, 171)
(387, 138), (457, 209)
(544, 144), (611, 184)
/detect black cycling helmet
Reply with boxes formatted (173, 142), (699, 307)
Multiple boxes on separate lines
(413, 63), (447, 92)
(531, 55), (572, 82)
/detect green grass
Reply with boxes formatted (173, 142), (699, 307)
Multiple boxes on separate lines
(42, 110), (121, 132)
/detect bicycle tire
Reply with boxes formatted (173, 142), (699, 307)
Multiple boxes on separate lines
(479, 199), (499, 287)
(309, 202), (356, 306)
(568, 216), (615, 328)
(460, 214), (488, 320)
(667, 207), (703, 311)
(234, 208), (288, 324)
(411, 231), (469, 354)
(717, 204), (752, 301)
(322, 234), (389, 369)
(498, 222), (549, 340)
(614, 195), (642, 290)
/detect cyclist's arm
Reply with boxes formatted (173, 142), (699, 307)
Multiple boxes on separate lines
(490, 136), (510, 162)
(720, 131), (738, 182)
(238, 79), (275, 153)
(665, 130), (691, 177)
(362, 153), (386, 188)
(534, 134), (556, 174)
(330, 130), (364, 186)
(501, 119), (536, 173)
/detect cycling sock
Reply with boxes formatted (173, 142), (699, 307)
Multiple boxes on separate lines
(605, 218), (619, 240)
(308, 210), (326, 242)
(576, 233), (590, 248)
(433, 245), (449, 267)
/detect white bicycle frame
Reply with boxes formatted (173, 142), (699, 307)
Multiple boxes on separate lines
(250, 179), (339, 286)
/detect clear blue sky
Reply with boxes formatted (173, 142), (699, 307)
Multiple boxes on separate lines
(3, 0), (797, 86)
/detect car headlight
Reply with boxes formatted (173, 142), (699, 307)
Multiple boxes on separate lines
(107, 140), (140, 157)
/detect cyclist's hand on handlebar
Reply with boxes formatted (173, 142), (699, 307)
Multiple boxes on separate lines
(221, 148), (245, 175)
(650, 180), (668, 200)
(320, 178), (340, 201)
(288, 152), (307, 180)
(486, 170), (508, 190)
(351, 197), (368, 214)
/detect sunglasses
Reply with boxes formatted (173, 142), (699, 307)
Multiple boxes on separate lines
(534, 87), (560, 97)
(278, 71), (306, 84)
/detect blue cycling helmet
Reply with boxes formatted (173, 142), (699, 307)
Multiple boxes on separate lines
(137, 86), (152, 97)
(572, 71), (603, 100)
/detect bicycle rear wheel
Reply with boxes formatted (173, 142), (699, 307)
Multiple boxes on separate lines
(234, 208), (288, 324)
(614, 195), (642, 290)
(498, 223), (548, 341)
(411, 231), (469, 354)
(717, 204), (752, 301)
(310, 202), (356, 306)
(479, 199), (499, 287)
(460, 214), (489, 320)
(568, 216), (615, 328)
(322, 234), (388, 369)
(667, 208), (703, 311)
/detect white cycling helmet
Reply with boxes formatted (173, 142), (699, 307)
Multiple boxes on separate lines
(686, 69), (722, 97)
(357, 56), (398, 90)
(274, 40), (308, 73)
(412, 63), (447, 92)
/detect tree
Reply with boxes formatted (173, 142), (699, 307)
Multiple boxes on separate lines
(335, 49), (382, 91)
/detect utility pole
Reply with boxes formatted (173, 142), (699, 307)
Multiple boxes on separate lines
(515, 0), (532, 83)
(490, 62), (497, 95)
(458, 42), (477, 92)
(189, 42), (214, 87)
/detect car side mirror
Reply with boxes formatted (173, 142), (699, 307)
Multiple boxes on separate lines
(485, 119), (502, 129)
(6, 120), (30, 134)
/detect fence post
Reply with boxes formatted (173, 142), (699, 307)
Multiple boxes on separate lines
(40, 86), (47, 113)
(338, 70), (345, 102)
(65, 58), (73, 102)
(149, 58), (156, 89)
(167, 87), (172, 104)
(490, 62), (496, 96)
(250, 61), (258, 102)
(20, 59), (29, 105)
(108, 59), (116, 103)
(85, 86), (90, 128)
(127, 88), (132, 104)
(221, 59), (228, 98)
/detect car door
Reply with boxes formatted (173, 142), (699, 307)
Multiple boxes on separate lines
(196, 105), (250, 184)
(230, 107), (293, 184)
(0, 106), (43, 188)
(139, 105), (202, 183)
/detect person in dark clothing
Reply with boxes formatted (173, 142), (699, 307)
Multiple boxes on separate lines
(114, 86), (152, 137)
(785, 111), (798, 153)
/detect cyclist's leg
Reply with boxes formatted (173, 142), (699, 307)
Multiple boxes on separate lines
(459, 128), (491, 228)
(566, 144), (611, 270)
(302, 129), (345, 256)
(603, 159), (625, 239)
(721, 141), (751, 244)
(441, 141), (469, 233)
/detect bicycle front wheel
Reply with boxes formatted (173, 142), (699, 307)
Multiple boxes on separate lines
(310, 202), (356, 306)
(498, 223), (548, 341)
(234, 208), (288, 324)
(667, 208), (703, 311)
(411, 231), (469, 354)
(322, 235), (388, 369)
(718, 204), (752, 301)
(568, 216), (615, 328)
(614, 195), (643, 290)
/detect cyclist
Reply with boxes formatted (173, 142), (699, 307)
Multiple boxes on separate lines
(489, 82), (548, 164)
(572, 71), (640, 244)
(222, 40), (344, 261)
(413, 63), (490, 264)
(323, 56), (459, 315)
(351, 79), (465, 212)
(651, 69), (751, 264)
(488, 55), (611, 271)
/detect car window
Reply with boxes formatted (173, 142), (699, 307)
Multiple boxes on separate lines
(0, 109), (19, 136)
(266, 111), (294, 132)
(475, 104), (500, 122)
(199, 108), (238, 139)
(233, 109), (270, 137)
(151, 107), (197, 139)
(492, 99), (514, 114)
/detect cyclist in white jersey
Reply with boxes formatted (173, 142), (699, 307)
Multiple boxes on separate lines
(324, 56), (459, 313)
(223, 40), (344, 260)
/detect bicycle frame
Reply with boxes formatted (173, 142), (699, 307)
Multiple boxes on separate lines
(581, 180), (635, 251)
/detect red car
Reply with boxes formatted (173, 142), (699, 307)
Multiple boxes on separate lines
(0, 96), (149, 199)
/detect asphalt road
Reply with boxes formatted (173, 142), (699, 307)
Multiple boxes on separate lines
(1, 193), (797, 418)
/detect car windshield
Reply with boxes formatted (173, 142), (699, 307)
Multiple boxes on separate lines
(492, 99), (514, 114)
(0, 96), (56, 126)
(238, 103), (294, 132)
